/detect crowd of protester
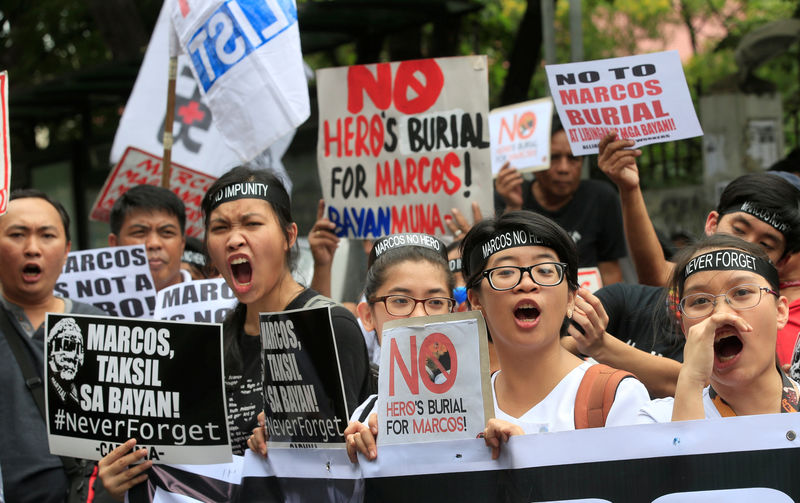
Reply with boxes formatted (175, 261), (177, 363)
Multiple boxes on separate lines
(2, 127), (800, 502)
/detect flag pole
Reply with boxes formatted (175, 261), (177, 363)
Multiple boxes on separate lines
(162, 23), (179, 188)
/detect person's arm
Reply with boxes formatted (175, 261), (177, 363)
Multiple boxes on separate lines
(567, 288), (680, 398)
(97, 439), (152, 501)
(597, 132), (673, 286)
(309, 199), (340, 297)
(597, 260), (623, 287)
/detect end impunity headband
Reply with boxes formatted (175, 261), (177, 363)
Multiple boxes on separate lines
(208, 181), (291, 214)
(468, 228), (552, 274)
(719, 201), (791, 234)
(680, 248), (779, 292)
(369, 233), (448, 268)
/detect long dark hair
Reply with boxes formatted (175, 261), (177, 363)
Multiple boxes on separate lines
(202, 166), (294, 375)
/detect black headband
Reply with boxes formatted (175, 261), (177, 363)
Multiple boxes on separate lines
(680, 249), (779, 292)
(719, 201), (790, 234)
(208, 181), (290, 214)
(468, 228), (552, 274)
(368, 233), (448, 268)
(449, 257), (462, 273)
(182, 250), (206, 267)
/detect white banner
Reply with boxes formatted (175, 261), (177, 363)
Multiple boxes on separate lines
(545, 50), (703, 155)
(170, 0), (309, 163)
(55, 245), (157, 318)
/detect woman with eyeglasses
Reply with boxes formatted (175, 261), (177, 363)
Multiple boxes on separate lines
(460, 211), (649, 458)
(343, 233), (455, 462)
(638, 234), (798, 422)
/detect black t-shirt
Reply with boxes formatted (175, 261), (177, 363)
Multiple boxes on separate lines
(225, 331), (263, 456)
(595, 282), (684, 362)
(496, 179), (627, 268)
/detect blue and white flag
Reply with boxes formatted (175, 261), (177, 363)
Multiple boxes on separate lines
(170, 0), (309, 162)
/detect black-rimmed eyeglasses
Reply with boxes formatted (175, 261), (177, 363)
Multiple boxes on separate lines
(479, 262), (567, 291)
(370, 295), (455, 316)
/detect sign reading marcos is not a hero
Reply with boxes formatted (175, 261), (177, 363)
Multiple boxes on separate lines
(45, 313), (230, 464)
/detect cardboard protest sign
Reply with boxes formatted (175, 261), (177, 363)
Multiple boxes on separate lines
(0, 70), (8, 216)
(378, 311), (493, 444)
(489, 98), (553, 175)
(91, 147), (216, 238)
(55, 244), (157, 318)
(45, 313), (230, 464)
(261, 306), (349, 448)
(170, 0), (309, 162)
(155, 278), (237, 323)
(545, 50), (703, 155)
(316, 56), (493, 239)
(577, 266), (602, 293)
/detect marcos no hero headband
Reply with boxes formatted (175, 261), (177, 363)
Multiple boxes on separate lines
(208, 181), (290, 214)
(718, 201), (791, 234)
(468, 228), (553, 274)
(680, 249), (779, 292)
(369, 233), (448, 268)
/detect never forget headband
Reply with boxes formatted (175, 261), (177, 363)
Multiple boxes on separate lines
(208, 181), (290, 214)
(468, 228), (553, 274)
(680, 249), (779, 292)
(368, 233), (448, 268)
(719, 201), (791, 234)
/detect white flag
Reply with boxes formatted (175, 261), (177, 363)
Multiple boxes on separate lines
(170, 0), (310, 162)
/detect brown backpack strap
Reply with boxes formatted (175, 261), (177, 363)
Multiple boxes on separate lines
(574, 363), (635, 429)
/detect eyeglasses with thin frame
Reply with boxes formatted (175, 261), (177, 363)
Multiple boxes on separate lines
(479, 262), (567, 291)
(371, 295), (456, 316)
(679, 283), (779, 319)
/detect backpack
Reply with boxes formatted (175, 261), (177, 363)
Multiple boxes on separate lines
(573, 363), (634, 429)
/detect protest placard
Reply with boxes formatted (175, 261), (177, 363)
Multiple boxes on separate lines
(545, 50), (703, 155)
(378, 311), (493, 444)
(316, 56), (493, 239)
(45, 313), (230, 464)
(488, 98), (553, 175)
(260, 306), (349, 448)
(54, 244), (158, 318)
(0, 70), (9, 215)
(155, 278), (237, 323)
(577, 266), (602, 293)
(91, 147), (216, 238)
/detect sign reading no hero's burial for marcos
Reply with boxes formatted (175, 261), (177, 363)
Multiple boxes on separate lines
(545, 50), (703, 155)
(45, 313), (230, 464)
(316, 56), (494, 239)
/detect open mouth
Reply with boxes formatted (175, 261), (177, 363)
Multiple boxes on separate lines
(230, 257), (252, 286)
(514, 303), (541, 323)
(714, 331), (743, 363)
(22, 264), (41, 279)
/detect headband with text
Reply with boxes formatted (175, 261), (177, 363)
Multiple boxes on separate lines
(449, 257), (462, 273)
(680, 249), (779, 292)
(208, 181), (290, 214)
(368, 233), (448, 268)
(468, 228), (553, 274)
(719, 201), (791, 235)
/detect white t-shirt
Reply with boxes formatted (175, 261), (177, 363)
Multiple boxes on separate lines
(492, 361), (650, 433)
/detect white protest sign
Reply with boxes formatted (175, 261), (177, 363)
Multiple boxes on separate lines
(316, 56), (493, 239)
(91, 147), (216, 238)
(154, 278), (237, 323)
(170, 0), (309, 162)
(45, 313), (230, 464)
(55, 245), (157, 318)
(378, 311), (493, 445)
(0, 70), (9, 215)
(545, 50), (703, 155)
(577, 266), (602, 293)
(488, 97), (553, 175)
